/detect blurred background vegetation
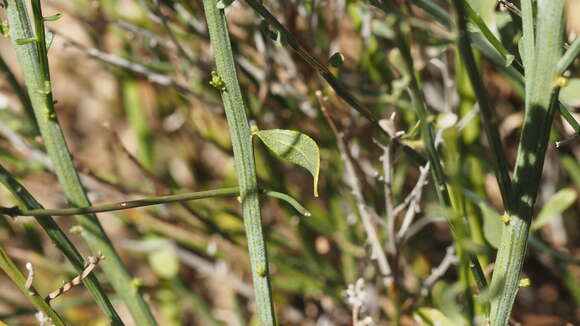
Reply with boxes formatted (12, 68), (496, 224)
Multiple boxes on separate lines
(0, 0), (578, 325)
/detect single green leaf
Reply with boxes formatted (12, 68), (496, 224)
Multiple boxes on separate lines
(532, 188), (577, 231)
(254, 129), (320, 197)
(481, 203), (503, 248)
(148, 244), (180, 279)
(463, 190), (502, 248)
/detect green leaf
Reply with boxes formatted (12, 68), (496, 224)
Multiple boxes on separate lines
(148, 244), (180, 279)
(254, 129), (320, 197)
(532, 188), (577, 231)
(463, 190), (502, 248)
(481, 203), (503, 248)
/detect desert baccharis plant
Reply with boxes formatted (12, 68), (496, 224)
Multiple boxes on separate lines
(0, 0), (578, 325)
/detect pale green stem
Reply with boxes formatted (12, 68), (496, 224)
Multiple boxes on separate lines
(490, 1), (565, 325)
(556, 37), (580, 76)
(5, 0), (157, 324)
(201, 1), (276, 324)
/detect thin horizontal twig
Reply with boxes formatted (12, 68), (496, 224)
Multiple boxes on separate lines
(0, 187), (310, 218)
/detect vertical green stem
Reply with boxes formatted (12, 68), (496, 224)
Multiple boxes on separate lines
(5, 1), (157, 325)
(451, 0), (513, 213)
(489, 1), (565, 325)
(201, 1), (276, 325)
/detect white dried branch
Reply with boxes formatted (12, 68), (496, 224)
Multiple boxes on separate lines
(420, 245), (458, 296)
(397, 163), (430, 241)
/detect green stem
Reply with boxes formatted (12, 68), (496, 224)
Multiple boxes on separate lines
(0, 164), (124, 325)
(556, 37), (580, 76)
(201, 1), (276, 324)
(0, 187), (310, 218)
(490, 1), (565, 323)
(0, 53), (37, 132)
(451, 0), (513, 213)
(0, 246), (67, 326)
(5, 1), (157, 325)
(557, 104), (580, 136)
(462, 1), (524, 74)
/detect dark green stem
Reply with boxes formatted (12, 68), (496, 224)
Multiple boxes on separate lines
(451, 0), (513, 213)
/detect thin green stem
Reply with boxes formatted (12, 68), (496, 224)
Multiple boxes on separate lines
(5, 1), (157, 325)
(462, 1), (524, 74)
(556, 37), (580, 75)
(201, 1), (276, 324)
(557, 104), (580, 136)
(0, 164), (124, 325)
(0, 246), (67, 326)
(0, 187), (310, 218)
(451, 0), (513, 213)
(490, 1), (565, 323)
(529, 236), (580, 265)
